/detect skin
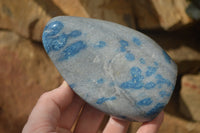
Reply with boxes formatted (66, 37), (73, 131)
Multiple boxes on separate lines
(22, 81), (164, 133)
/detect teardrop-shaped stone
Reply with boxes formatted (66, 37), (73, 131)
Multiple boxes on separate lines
(42, 16), (177, 122)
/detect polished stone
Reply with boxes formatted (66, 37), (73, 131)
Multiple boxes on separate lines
(42, 16), (177, 122)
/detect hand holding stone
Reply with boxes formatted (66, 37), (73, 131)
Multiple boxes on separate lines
(22, 81), (164, 133)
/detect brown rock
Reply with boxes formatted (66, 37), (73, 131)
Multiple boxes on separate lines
(0, 0), (88, 41)
(180, 74), (200, 122)
(0, 0), (49, 41)
(0, 31), (62, 133)
(0, 0), (135, 42)
(79, 0), (135, 28)
(144, 25), (200, 74)
(128, 112), (200, 133)
(132, 0), (193, 30)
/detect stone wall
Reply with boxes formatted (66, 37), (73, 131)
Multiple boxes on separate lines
(0, 0), (200, 132)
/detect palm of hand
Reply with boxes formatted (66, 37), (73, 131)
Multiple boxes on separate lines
(22, 81), (164, 133)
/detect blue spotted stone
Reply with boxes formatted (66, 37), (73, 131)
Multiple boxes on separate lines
(42, 16), (177, 122)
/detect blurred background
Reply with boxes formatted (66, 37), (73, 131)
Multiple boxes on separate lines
(0, 0), (200, 132)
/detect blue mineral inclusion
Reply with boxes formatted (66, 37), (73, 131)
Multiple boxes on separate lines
(69, 30), (82, 37)
(119, 40), (136, 61)
(125, 52), (135, 61)
(97, 78), (104, 84)
(133, 37), (141, 46)
(69, 83), (76, 89)
(159, 91), (171, 98)
(43, 21), (64, 36)
(139, 58), (146, 64)
(137, 98), (153, 106)
(42, 21), (84, 55)
(118, 116), (127, 119)
(146, 103), (165, 116)
(94, 41), (106, 48)
(120, 67), (144, 89)
(162, 50), (171, 64)
(144, 82), (156, 89)
(154, 61), (159, 67)
(43, 21), (66, 53)
(96, 96), (116, 104)
(59, 41), (87, 61)
(109, 82), (115, 87)
(119, 40), (129, 52)
(146, 66), (157, 77)
(156, 74), (172, 88)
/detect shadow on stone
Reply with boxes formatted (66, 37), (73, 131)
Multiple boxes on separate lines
(179, 96), (195, 121)
(29, 18), (39, 39)
(164, 74), (194, 121)
(177, 60), (200, 74)
(164, 75), (182, 117)
(34, 0), (66, 17)
(142, 23), (200, 53)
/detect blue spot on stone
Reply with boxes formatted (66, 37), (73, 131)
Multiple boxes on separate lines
(97, 78), (104, 84)
(94, 41), (106, 48)
(42, 21), (66, 53)
(69, 83), (76, 89)
(120, 40), (129, 47)
(146, 66), (157, 77)
(162, 50), (171, 64)
(155, 74), (172, 87)
(42, 20), (83, 54)
(43, 21), (64, 36)
(130, 66), (142, 76)
(139, 58), (145, 64)
(144, 82), (156, 89)
(133, 37), (141, 46)
(119, 116), (127, 119)
(119, 40), (129, 52)
(69, 30), (82, 38)
(159, 91), (171, 98)
(59, 41), (87, 61)
(47, 33), (68, 52)
(154, 61), (159, 66)
(171, 84), (175, 90)
(120, 67), (144, 89)
(125, 52), (135, 61)
(109, 82), (115, 87)
(137, 98), (153, 106)
(146, 103), (165, 116)
(96, 96), (116, 104)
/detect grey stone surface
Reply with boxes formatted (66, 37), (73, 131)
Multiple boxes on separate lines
(42, 16), (177, 122)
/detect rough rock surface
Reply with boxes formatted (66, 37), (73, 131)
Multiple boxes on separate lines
(128, 113), (200, 133)
(144, 25), (200, 74)
(79, 0), (135, 28)
(0, 0), (198, 42)
(0, 0), (89, 41)
(0, 31), (62, 133)
(132, 0), (192, 30)
(180, 74), (200, 122)
(0, 0), (135, 41)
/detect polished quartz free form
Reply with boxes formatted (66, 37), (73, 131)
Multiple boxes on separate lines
(42, 16), (177, 122)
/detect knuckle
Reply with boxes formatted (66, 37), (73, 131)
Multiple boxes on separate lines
(38, 92), (51, 103)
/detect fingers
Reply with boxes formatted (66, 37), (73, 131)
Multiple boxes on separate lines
(136, 111), (164, 133)
(103, 117), (130, 133)
(22, 81), (74, 133)
(58, 94), (85, 129)
(74, 104), (105, 133)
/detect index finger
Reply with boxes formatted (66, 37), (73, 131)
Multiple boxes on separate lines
(22, 81), (74, 133)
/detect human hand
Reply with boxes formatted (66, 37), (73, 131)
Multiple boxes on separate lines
(22, 81), (164, 133)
